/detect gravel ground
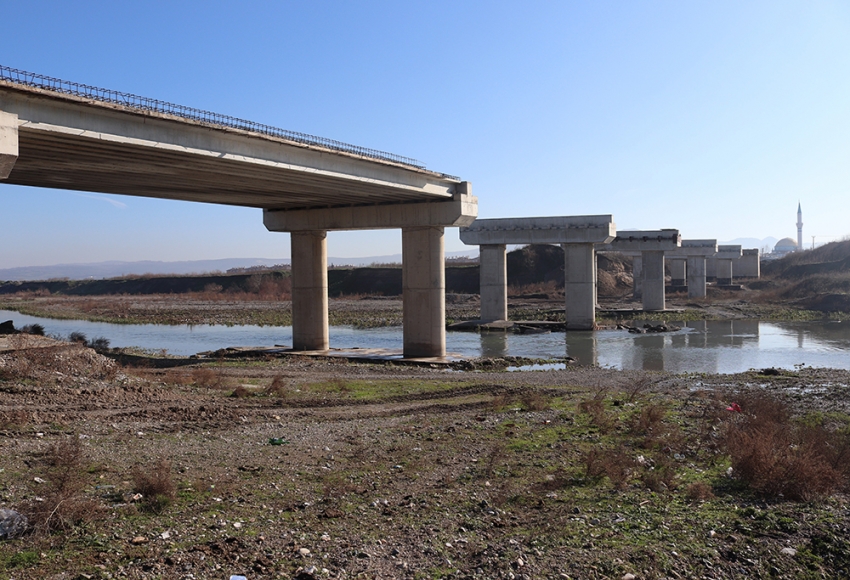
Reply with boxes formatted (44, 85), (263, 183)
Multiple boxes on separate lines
(2, 337), (850, 579)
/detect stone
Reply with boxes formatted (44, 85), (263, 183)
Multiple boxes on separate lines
(298, 547), (311, 557)
(131, 536), (148, 545)
(0, 508), (28, 539)
(781, 547), (797, 557)
(622, 574), (637, 580)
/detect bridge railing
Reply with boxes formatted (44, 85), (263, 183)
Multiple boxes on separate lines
(0, 65), (429, 170)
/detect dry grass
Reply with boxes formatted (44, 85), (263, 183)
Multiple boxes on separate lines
(132, 459), (176, 514)
(722, 392), (849, 500)
(24, 437), (100, 534)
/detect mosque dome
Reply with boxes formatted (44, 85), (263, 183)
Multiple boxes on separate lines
(774, 237), (798, 254)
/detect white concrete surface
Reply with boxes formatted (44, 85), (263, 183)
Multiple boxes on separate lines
(0, 84), (463, 208)
(0, 111), (17, 179)
(563, 243), (598, 330)
(479, 245), (508, 322)
(460, 215), (616, 245)
(735, 249), (761, 278)
(402, 227), (445, 357)
(290, 231), (329, 351)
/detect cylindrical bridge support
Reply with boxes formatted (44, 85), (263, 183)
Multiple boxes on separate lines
(403, 226), (446, 358)
(290, 230), (329, 351)
(479, 244), (508, 322)
(641, 250), (665, 311)
(563, 243), (597, 330)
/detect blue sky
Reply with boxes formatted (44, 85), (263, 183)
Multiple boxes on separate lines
(2, 1), (849, 268)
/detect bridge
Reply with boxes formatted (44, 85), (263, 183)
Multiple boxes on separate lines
(0, 66), (477, 358)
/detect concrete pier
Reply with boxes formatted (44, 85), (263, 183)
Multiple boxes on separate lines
(713, 245), (743, 286)
(669, 259), (686, 288)
(642, 251), (666, 311)
(736, 249), (761, 278)
(460, 215), (616, 329)
(563, 243), (598, 329)
(597, 230), (681, 312)
(632, 255), (643, 299)
(290, 231), (329, 350)
(687, 257), (708, 297)
(667, 239), (718, 298)
(267, 188), (477, 358)
(479, 244), (508, 322)
(402, 226), (446, 357)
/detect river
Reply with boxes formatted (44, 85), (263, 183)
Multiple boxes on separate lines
(3, 310), (849, 374)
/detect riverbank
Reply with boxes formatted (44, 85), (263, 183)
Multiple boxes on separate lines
(2, 339), (850, 578)
(0, 290), (839, 330)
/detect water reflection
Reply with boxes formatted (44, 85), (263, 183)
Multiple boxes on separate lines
(566, 332), (598, 366)
(2, 310), (850, 374)
(479, 330), (508, 358)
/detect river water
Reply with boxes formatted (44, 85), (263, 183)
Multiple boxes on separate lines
(3, 310), (849, 374)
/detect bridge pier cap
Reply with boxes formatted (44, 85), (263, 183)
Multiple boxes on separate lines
(263, 182), (477, 231)
(459, 215), (616, 245)
(595, 229), (681, 253)
(0, 111), (17, 179)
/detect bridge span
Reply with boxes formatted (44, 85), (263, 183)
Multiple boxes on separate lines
(0, 66), (477, 358)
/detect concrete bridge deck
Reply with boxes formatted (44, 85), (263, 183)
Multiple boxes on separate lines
(0, 66), (477, 358)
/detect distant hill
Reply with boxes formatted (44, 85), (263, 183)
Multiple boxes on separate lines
(720, 237), (778, 251)
(0, 251), (478, 281)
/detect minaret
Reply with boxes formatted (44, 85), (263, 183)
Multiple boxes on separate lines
(796, 202), (803, 251)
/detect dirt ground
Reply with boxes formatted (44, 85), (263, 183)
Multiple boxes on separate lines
(2, 331), (850, 579)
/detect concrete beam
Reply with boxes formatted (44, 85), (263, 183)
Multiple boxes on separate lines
(402, 226), (445, 357)
(667, 239), (718, 258)
(596, 229), (681, 253)
(708, 245), (742, 285)
(0, 111), (17, 179)
(460, 215), (615, 245)
(563, 243), (597, 330)
(264, 185), (477, 231)
(479, 244), (508, 322)
(290, 231), (329, 351)
(1, 86), (462, 209)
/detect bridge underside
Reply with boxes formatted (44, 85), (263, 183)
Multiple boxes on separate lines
(0, 80), (477, 358)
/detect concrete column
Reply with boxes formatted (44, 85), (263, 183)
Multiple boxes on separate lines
(705, 258), (717, 282)
(563, 243), (597, 330)
(632, 255), (643, 300)
(641, 250), (665, 311)
(403, 226), (445, 358)
(716, 259), (733, 286)
(0, 111), (18, 179)
(669, 259), (686, 287)
(290, 231), (328, 351)
(686, 257), (707, 298)
(479, 244), (508, 322)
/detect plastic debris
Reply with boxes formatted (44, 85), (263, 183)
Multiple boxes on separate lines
(229, 576), (248, 580)
(0, 508), (28, 539)
(268, 437), (289, 445)
(726, 402), (742, 412)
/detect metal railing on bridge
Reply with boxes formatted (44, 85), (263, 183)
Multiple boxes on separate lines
(0, 65), (433, 172)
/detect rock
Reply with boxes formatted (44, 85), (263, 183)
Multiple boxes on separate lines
(622, 574), (637, 580)
(131, 536), (148, 545)
(0, 508), (28, 539)
(298, 547), (311, 556)
(781, 547), (797, 557)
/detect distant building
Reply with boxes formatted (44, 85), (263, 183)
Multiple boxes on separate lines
(763, 203), (804, 260)
(772, 237), (798, 256)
